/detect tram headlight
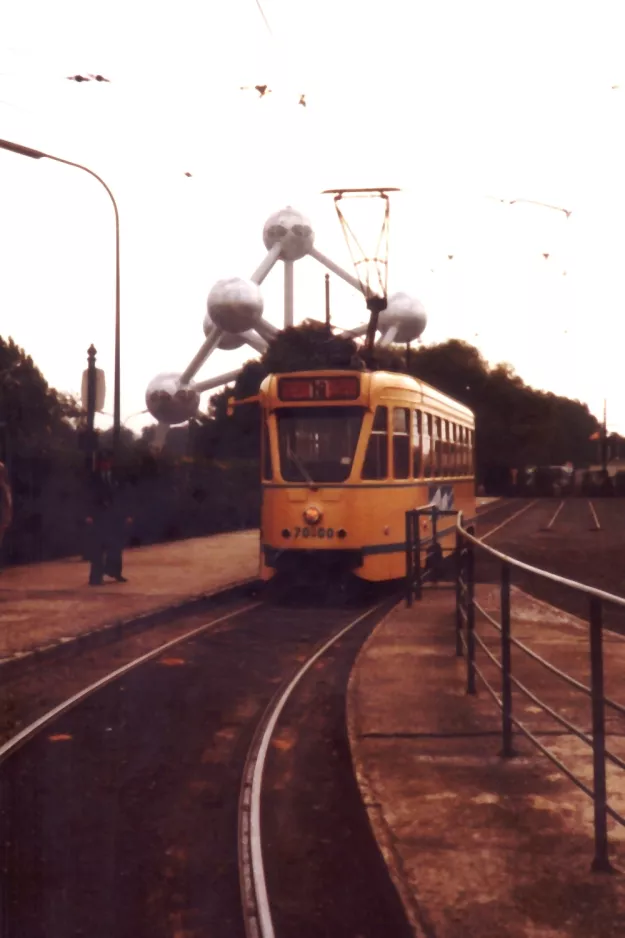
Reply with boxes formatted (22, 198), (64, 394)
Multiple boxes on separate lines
(303, 506), (322, 525)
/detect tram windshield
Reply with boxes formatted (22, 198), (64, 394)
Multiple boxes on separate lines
(277, 406), (364, 482)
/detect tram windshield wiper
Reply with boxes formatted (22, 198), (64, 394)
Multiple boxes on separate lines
(286, 441), (314, 485)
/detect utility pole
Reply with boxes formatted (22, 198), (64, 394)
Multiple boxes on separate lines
(324, 273), (331, 331)
(602, 399), (608, 473)
(86, 345), (97, 472)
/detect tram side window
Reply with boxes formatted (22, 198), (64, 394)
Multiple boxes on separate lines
(461, 427), (469, 474)
(262, 420), (273, 480)
(457, 427), (466, 475)
(433, 417), (442, 477)
(392, 407), (410, 479)
(449, 423), (457, 476)
(441, 420), (449, 477)
(468, 428), (475, 473)
(412, 410), (422, 477)
(422, 413), (432, 477)
(362, 406), (388, 479)
(447, 420), (456, 476)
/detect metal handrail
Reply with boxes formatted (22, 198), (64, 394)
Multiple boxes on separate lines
(472, 658), (502, 706)
(473, 599), (503, 632)
(451, 510), (625, 873)
(473, 631), (502, 669)
(405, 503), (461, 606)
(474, 595), (595, 697)
(458, 510), (625, 609)
(509, 672), (594, 744)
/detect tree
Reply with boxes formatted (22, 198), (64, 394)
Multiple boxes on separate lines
(263, 319), (363, 373)
(0, 336), (79, 461)
(188, 327), (603, 492)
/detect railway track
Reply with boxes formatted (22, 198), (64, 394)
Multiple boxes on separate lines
(0, 592), (410, 938)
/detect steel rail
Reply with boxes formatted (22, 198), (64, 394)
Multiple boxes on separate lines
(238, 600), (387, 938)
(0, 602), (261, 763)
(479, 499), (538, 540)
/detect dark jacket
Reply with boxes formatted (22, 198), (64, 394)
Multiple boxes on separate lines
(85, 468), (132, 548)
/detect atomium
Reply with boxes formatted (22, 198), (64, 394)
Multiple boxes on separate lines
(262, 206), (315, 261)
(145, 373), (200, 426)
(377, 292), (427, 346)
(145, 203), (427, 435)
(202, 312), (263, 351)
(207, 277), (264, 334)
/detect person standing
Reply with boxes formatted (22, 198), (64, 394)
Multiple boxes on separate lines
(85, 452), (132, 586)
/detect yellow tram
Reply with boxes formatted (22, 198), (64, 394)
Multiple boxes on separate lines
(258, 369), (476, 582)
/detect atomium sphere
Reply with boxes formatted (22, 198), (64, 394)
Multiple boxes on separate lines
(145, 372), (200, 426)
(207, 277), (263, 334)
(262, 206), (314, 261)
(379, 292), (427, 343)
(217, 332), (246, 351)
(202, 312), (246, 350)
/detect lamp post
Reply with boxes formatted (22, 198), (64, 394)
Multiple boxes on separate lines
(0, 137), (121, 456)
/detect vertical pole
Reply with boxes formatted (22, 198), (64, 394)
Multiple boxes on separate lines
(431, 506), (439, 584)
(86, 344), (97, 472)
(466, 533), (476, 694)
(600, 398), (608, 473)
(415, 511), (422, 600)
(112, 222), (121, 458)
(589, 596), (613, 872)
(364, 296), (385, 358)
(405, 510), (413, 608)
(405, 341), (411, 372)
(324, 273), (331, 330)
(284, 260), (294, 328)
(500, 561), (515, 756)
(455, 528), (463, 656)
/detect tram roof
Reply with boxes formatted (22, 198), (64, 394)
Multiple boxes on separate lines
(259, 369), (474, 422)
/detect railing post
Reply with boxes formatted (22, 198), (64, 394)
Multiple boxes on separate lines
(405, 510), (413, 608)
(466, 532), (476, 695)
(589, 596), (614, 873)
(500, 561), (515, 757)
(432, 505), (439, 584)
(414, 510), (422, 600)
(455, 527), (463, 657)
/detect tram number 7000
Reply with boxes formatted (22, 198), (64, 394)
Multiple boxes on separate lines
(293, 526), (334, 539)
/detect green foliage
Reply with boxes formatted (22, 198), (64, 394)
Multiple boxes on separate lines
(0, 324), (610, 564)
(263, 319), (363, 373)
(0, 336), (77, 457)
(202, 328), (603, 487)
(396, 338), (601, 476)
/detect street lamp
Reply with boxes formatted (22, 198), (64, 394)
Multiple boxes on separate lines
(0, 137), (121, 455)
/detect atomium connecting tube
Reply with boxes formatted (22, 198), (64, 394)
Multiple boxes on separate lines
(145, 205), (428, 431)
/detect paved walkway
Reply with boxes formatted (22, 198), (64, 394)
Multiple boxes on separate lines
(348, 585), (625, 937)
(0, 531), (259, 663)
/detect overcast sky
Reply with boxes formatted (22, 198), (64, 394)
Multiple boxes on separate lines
(1, 1), (624, 431)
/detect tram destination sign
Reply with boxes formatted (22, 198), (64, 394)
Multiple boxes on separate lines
(278, 375), (360, 402)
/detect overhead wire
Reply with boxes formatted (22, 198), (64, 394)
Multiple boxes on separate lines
(253, 0), (274, 37)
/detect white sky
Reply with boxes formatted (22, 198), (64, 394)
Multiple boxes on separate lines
(1, 0), (624, 432)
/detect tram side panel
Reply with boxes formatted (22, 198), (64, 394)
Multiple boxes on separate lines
(260, 477), (475, 582)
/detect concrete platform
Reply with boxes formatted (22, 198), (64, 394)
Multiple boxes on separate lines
(0, 530), (260, 665)
(348, 585), (625, 937)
